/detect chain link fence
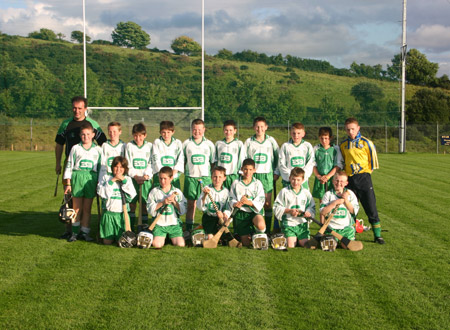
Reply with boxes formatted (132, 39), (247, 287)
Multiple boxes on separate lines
(1, 115), (449, 154)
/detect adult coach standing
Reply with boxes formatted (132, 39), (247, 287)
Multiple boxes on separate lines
(55, 96), (107, 239)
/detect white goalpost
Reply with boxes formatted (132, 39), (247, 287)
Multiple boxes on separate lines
(81, 0), (205, 121)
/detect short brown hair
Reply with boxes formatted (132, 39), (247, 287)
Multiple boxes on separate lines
(160, 121), (175, 132)
(253, 116), (267, 126)
(191, 119), (205, 127)
(223, 120), (237, 129)
(111, 156), (129, 175)
(334, 170), (348, 180)
(159, 166), (173, 177)
(242, 158), (256, 168)
(132, 122), (146, 135)
(108, 121), (122, 129)
(292, 122), (305, 130)
(290, 167), (305, 179)
(213, 166), (226, 176)
(80, 122), (94, 132)
(318, 127), (332, 137)
(71, 96), (87, 108)
(345, 117), (359, 126)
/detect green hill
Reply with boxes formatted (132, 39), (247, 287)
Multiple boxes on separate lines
(0, 34), (423, 125)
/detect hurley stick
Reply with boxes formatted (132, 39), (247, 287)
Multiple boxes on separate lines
(304, 204), (339, 249)
(198, 180), (241, 248)
(203, 207), (240, 249)
(138, 184), (143, 227)
(148, 192), (178, 232)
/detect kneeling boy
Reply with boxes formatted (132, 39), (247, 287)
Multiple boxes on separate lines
(273, 167), (316, 248)
(229, 159), (266, 247)
(147, 166), (187, 248)
(320, 170), (359, 248)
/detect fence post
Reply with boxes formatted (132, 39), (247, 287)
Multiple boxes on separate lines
(30, 118), (33, 151)
(437, 122), (439, 154)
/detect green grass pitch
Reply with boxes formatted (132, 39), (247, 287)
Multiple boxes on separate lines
(0, 151), (449, 329)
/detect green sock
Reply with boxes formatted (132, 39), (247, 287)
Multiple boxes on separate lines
(372, 222), (382, 238)
(264, 212), (272, 234)
(186, 222), (194, 231)
(72, 223), (80, 235)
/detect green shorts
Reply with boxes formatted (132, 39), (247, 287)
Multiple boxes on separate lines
(312, 178), (332, 199)
(153, 222), (183, 238)
(282, 222), (310, 240)
(152, 173), (181, 189)
(202, 213), (220, 235)
(327, 225), (356, 242)
(100, 211), (125, 240)
(183, 176), (211, 200)
(233, 210), (257, 236)
(254, 173), (273, 193)
(282, 179), (309, 190)
(223, 174), (239, 190)
(71, 170), (98, 198)
(131, 178), (153, 204)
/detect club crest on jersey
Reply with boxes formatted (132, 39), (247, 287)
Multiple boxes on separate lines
(191, 154), (206, 165)
(107, 157), (114, 167)
(290, 156), (305, 167)
(161, 156), (175, 166)
(207, 201), (221, 214)
(79, 159), (94, 170)
(161, 205), (174, 216)
(254, 153), (268, 164)
(334, 207), (348, 219)
(133, 158), (147, 169)
(220, 153), (233, 164)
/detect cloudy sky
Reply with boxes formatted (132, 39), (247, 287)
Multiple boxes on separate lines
(1, 0), (450, 75)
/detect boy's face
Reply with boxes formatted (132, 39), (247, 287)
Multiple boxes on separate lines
(80, 128), (94, 144)
(159, 172), (173, 188)
(160, 129), (174, 142)
(345, 123), (360, 140)
(108, 125), (121, 142)
(133, 133), (146, 146)
(319, 134), (331, 147)
(291, 128), (305, 144)
(112, 162), (125, 177)
(192, 124), (205, 140)
(212, 170), (226, 188)
(254, 121), (268, 137)
(241, 165), (255, 180)
(332, 175), (348, 192)
(223, 125), (237, 141)
(289, 174), (304, 190)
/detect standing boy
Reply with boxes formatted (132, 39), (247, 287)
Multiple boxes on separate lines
(152, 121), (184, 189)
(312, 127), (343, 203)
(125, 122), (153, 228)
(243, 117), (279, 233)
(320, 171), (359, 248)
(273, 168), (316, 248)
(147, 166), (187, 248)
(99, 122), (126, 183)
(183, 119), (215, 231)
(63, 122), (102, 242)
(214, 120), (244, 189)
(340, 117), (385, 244)
(197, 166), (231, 240)
(229, 159), (266, 247)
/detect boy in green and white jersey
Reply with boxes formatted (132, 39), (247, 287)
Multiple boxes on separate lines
(197, 166), (231, 239)
(63, 122), (102, 242)
(97, 156), (136, 245)
(320, 170), (359, 248)
(273, 167), (315, 248)
(147, 166), (187, 248)
(278, 122), (315, 190)
(312, 127), (343, 203)
(152, 121), (184, 189)
(98, 122), (126, 184)
(125, 122), (153, 227)
(214, 120), (244, 190)
(229, 159), (266, 247)
(243, 116), (279, 233)
(183, 119), (215, 231)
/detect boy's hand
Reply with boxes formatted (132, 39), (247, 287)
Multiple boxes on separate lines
(202, 186), (211, 194)
(320, 175), (328, 184)
(55, 164), (62, 175)
(304, 211), (312, 218)
(216, 210), (224, 219)
(289, 209), (300, 217)
(341, 191), (349, 200)
(64, 185), (71, 194)
(240, 195), (252, 206)
(234, 201), (244, 209)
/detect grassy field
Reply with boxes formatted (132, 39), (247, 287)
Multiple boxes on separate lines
(0, 151), (449, 329)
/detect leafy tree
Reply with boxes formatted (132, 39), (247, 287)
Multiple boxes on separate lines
(91, 40), (113, 45)
(111, 21), (150, 49)
(351, 82), (384, 106)
(387, 48), (439, 85)
(28, 28), (58, 41)
(56, 33), (66, 41)
(171, 36), (201, 56)
(406, 88), (450, 124)
(216, 48), (233, 59)
(71, 31), (91, 43)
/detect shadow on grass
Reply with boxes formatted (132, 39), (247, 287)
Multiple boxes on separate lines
(0, 210), (101, 240)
